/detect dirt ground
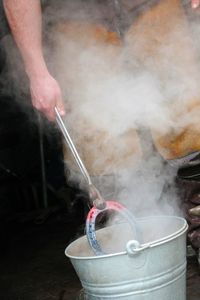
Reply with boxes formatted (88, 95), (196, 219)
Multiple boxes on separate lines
(0, 210), (199, 300)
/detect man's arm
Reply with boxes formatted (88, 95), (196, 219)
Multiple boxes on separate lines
(3, 0), (65, 121)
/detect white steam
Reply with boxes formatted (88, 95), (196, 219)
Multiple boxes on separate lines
(3, 0), (200, 223)
(47, 0), (200, 220)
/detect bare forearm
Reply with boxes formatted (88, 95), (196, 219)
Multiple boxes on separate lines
(3, 0), (48, 78)
(3, 0), (65, 120)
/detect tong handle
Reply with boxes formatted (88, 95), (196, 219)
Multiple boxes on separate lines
(55, 107), (92, 186)
(55, 107), (107, 210)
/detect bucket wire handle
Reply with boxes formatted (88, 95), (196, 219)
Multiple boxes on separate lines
(126, 240), (150, 256)
(86, 200), (143, 255)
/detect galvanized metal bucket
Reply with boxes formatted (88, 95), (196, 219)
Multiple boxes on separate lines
(65, 216), (188, 300)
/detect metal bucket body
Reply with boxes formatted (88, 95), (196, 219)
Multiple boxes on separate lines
(65, 216), (188, 299)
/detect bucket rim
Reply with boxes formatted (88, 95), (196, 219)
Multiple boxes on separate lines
(65, 215), (188, 260)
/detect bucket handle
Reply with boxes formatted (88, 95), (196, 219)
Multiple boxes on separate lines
(86, 200), (143, 255)
(126, 240), (150, 256)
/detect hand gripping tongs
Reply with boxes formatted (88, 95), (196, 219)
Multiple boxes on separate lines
(55, 107), (141, 255)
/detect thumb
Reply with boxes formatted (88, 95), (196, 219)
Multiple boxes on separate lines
(56, 95), (66, 117)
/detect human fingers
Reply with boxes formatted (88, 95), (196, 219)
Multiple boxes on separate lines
(30, 75), (65, 121)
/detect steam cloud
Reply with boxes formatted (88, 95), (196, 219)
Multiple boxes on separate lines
(2, 0), (200, 221)
(48, 0), (200, 219)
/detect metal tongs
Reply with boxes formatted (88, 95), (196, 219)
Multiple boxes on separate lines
(55, 107), (106, 210)
(55, 107), (142, 255)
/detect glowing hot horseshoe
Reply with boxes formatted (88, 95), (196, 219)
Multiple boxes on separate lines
(86, 200), (141, 255)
